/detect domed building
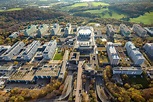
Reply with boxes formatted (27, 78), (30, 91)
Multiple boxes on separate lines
(74, 26), (95, 56)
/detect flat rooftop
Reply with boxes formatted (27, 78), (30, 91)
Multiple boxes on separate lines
(9, 70), (35, 81)
(35, 63), (61, 77)
(0, 63), (13, 71)
(113, 67), (142, 71)
(115, 46), (132, 65)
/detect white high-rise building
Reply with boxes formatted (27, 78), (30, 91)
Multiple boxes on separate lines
(43, 40), (57, 60)
(125, 41), (145, 66)
(106, 42), (120, 65)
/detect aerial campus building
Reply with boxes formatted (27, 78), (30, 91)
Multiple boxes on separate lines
(0, 45), (11, 59)
(120, 24), (131, 37)
(43, 40), (57, 60)
(106, 24), (115, 37)
(106, 42), (120, 65)
(17, 41), (41, 61)
(9, 32), (19, 38)
(51, 23), (60, 35)
(113, 67), (143, 75)
(125, 41), (145, 66)
(144, 27), (153, 36)
(64, 23), (72, 37)
(144, 43), (153, 59)
(37, 24), (49, 38)
(74, 26), (95, 55)
(1, 42), (25, 61)
(133, 24), (147, 37)
(24, 25), (38, 37)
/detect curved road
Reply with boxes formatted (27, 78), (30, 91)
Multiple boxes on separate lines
(58, 74), (73, 101)
(96, 77), (109, 102)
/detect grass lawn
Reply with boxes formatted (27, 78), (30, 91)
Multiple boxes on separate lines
(0, 8), (23, 12)
(71, 2), (88, 7)
(61, 2), (88, 11)
(53, 52), (63, 60)
(124, 75), (149, 88)
(91, 2), (109, 7)
(130, 12), (153, 25)
(85, 8), (126, 20)
(100, 11), (125, 19)
(85, 8), (108, 13)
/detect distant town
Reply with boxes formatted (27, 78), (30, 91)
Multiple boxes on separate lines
(0, 22), (153, 102)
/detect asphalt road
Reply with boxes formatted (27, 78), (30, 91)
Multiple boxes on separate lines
(75, 61), (83, 102)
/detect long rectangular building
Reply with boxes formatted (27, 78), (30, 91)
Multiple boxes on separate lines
(133, 24), (147, 37)
(113, 67), (143, 75)
(143, 43), (153, 58)
(106, 42), (120, 65)
(125, 41), (145, 66)
(120, 24), (131, 37)
(2, 42), (25, 61)
(22, 41), (41, 61)
(106, 24), (115, 37)
(43, 40), (57, 60)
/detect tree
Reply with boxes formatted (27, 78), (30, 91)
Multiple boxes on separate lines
(14, 61), (18, 65)
(124, 83), (131, 89)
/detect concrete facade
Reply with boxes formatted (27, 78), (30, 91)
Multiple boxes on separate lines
(125, 41), (145, 66)
(24, 25), (37, 37)
(120, 24), (131, 37)
(144, 43), (153, 58)
(113, 67), (142, 75)
(133, 24), (147, 37)
(43, 40), (57, 60)
(106, 24), (115, 37)
(106, 42), (120, 65)
(2, 42), (25, 61)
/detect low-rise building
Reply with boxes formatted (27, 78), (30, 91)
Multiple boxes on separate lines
(24, 25), (37, 37)
(43, 40), (57, 60)
(143, 43), (153, 58)
(51, 23), (60, 35)
(9, 32), (19, 38)
(106, 42), (120, 65)
(35, 63), (61, 78)
(59, 50), (69, 79)
(133, 24), (147, 37)
(120, 24), (131, 37)
(0, 64), (14, 76)
(106, 24), (115, 37)
(0, 46), (11, 59)
(113, 67), (143, 75)
(1, 42), (25, 61)
(125, 41), (145, 66)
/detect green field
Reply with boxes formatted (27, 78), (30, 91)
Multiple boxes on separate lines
(91, 2), (109, 7)
(71, 2), (88, 7)
(0, 8), (23, 12)
(85, 8), (126, 20)
(85, 8), (108, 13)
(130, 12), (153, 25)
